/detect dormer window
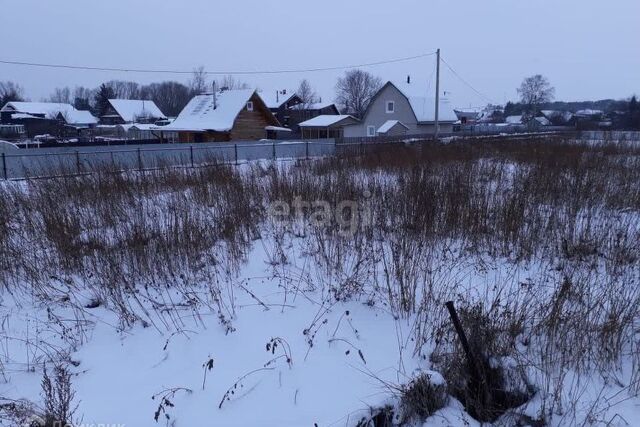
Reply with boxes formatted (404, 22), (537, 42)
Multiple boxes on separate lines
(386, 101), (395, 113)
(246, 101), (254, 111)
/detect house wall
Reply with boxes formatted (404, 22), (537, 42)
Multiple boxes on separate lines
(344, 85), (417, 137)
(343, 84), (453, 137)
(178, 131), (230, 143)
(230, 94), (278, 140)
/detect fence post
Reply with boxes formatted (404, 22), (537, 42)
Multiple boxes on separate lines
(190, 145), (194, 168)
(272, 141), (276, 160)
(75, 151), (81, 174)
(137, 148), (142, 171)
(1, 153), (7, 180)
(305, 140), (309, 160)
(234, 144), (238, 165)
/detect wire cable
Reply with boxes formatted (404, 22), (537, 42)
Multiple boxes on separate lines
(0, 51), (437, 76)
(440, 56), (495, 104)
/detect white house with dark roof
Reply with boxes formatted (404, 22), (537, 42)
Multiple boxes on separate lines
(343, 81), (457, 138)
(101, 99), (166, 125)
(154, 89), (282, 142)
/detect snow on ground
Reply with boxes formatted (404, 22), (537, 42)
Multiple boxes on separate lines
(2, 234), (638, 426)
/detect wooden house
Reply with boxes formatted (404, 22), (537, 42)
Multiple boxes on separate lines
(259, 90), (302, 128)
(154, 89), (284, 142)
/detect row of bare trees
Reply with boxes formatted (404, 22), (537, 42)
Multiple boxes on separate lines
(0, 67), (386, 119)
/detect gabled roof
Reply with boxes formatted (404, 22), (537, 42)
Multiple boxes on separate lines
(505, 115), (523, 124)
(377, 120), (408, 134)
(541, 110), (574, 123)
(258, 90), (299, 109)
(298, 115), (359, 128)
(157, 89), (270, 132)
(454, 109), (481, 121)
(532, 116), (551, 126)
(2, 101), (72, 118)
(107, 99), (166, 122)
(58, 109), (98, 125)
(1, 102), (96, 124)
(369, 81), (457, 123)
(293, 101), (340, 112)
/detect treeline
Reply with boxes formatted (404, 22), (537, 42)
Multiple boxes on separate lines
(504, 98), (630, 116)
(0, 71), (255, 118)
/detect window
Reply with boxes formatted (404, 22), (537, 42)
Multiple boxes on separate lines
(367, 126), (376, 137)
(246, 101), (254, 111)
(386, 101), (395, 113)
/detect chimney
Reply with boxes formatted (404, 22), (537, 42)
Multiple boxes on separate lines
(407, 75), (411, 84)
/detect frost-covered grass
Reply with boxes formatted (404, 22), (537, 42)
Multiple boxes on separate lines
(0, 137), (639, 426)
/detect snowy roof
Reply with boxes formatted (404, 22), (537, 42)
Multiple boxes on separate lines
(1, 101), (74, 117)
(505, 115), (523, 124)
(59, 109), (98, 125)
(533, 116), (551, 126)
(1, 101), (96, 124)
(377, 120), (408, 133)
(265, 126), (292, 132)
(157, 89), (258, 132)
(575, 109), (603, 117)
(454, 109), (481, 120)
(258, 90), (298, 109)
(292, 101), (339, 111)
(541, 110), (573, 122)
(107, 99), (166, 122)
(11, 113), (42, 120)
(388, 81), (458, 123)
(298, 115), (358, 128)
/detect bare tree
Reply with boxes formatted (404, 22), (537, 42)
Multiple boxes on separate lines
(106, 80), (141, 99)
(216, 75), (250, 91)
(296, 79), (318, 109)
(0, 81), (25, 107)
(73, 86), (96, 111)
(189, 66), (209, 95)
(48, 87), (72, 104)
(517, 75), (555, 116)
(140, 81), (192, 117)
(335, 69), (382, 119)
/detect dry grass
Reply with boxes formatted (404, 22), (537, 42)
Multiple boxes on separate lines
(1, 136), (639, 424)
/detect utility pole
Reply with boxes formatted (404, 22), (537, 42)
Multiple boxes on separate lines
(212, 80), (217, 110)
(434, 48), (441, 140)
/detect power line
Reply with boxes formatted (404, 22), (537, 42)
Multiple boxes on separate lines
(440, 56), (495, 104)
(0, 51), (437, 76)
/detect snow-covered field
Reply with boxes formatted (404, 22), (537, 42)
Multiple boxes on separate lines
(1, 138), (639, 426)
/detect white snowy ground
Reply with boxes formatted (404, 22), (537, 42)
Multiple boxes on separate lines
(1, 240), (639, 426)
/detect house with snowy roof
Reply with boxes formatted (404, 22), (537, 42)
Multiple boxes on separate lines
(342, 80), (457, 138)
(0, 101), (97, 137)
(298, 115), (359, 139)
(154, 89), (285, 142)
(100, 99), (166, 125)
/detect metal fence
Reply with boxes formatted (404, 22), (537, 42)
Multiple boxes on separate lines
(0, 129), (594, 180)
(0, 140), (338, 180)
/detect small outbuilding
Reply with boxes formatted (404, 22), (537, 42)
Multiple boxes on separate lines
(376, 120), (409, 136)
(298, 115), (359, 139)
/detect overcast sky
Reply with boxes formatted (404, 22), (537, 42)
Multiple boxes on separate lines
(1, 0), (638, 108)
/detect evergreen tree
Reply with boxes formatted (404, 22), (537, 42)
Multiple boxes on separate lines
(94, 84), (116, 118)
